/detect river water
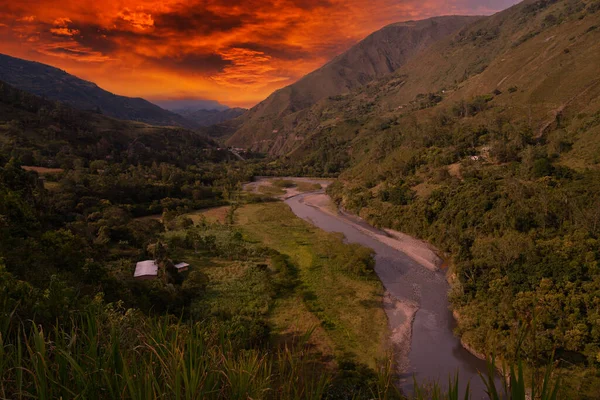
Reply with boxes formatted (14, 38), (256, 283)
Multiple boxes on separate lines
(285, 191), (496, 399)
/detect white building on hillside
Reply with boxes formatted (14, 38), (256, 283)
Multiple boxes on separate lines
(174, 262), (190, 273)
(134, 260), (159, 280)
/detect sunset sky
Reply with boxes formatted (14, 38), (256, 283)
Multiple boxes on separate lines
(0, 0), (519, 107)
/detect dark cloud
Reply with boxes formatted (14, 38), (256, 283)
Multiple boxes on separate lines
(144, 51), (233, 75)
(153, 6), (248, 35)
(289, 0), (333, 10)
(72, 25), (119, 54)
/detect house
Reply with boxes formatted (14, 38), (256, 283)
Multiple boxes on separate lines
(134, 260), (159, 280)
(174, 262), (190, 273)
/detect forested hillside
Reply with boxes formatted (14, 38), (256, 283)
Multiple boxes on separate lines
(253, 0), (600, 395)
(0, 80), (226, 169)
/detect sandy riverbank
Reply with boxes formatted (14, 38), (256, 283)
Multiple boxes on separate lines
(243, 176), (332, 199)
(301, 193), (442, 272)
(384, 292), (419, 373)
(247, 176), (441, 271)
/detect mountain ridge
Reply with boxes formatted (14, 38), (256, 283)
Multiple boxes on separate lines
(0, 78), (227, 168)
(226, 15), (482, 151)
(245, 0), (600, 163)
(0, 53), (200, 129)
(172, 107), (247, 127)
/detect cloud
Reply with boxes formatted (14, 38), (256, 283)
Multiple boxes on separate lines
(49, 17), (80, 37)
(36, 40), (112, 62)
(50, 27), (80, 36)
(17, 15), (36, 22)
(145, 51), (233, 75)
(53, 17), (72, 26)
(117, 8), (154, 30)
(0, 0), (520, 107)
(152, 5), (247, 36)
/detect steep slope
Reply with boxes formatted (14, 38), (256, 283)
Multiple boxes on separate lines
(0, 80), (224, 168)
(172, 107), (247, 127)
(0, 53), (198, 129)
(267, 0), (600, 164)
(227, 15), (480, 152)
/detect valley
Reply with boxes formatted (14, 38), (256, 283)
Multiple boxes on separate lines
(1, 0), (600, 398)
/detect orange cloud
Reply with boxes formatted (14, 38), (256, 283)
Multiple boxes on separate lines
(117, 8), (154, 30)
(50, 17), (80, 36)
(17, 15), (36, 22)
(0, 0), (519, 107)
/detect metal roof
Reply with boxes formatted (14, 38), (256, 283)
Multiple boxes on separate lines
(134, 260), (159, 277)
(174, 262), (190, 269)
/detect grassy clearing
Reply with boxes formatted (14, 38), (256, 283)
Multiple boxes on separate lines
(296, 182), (322, 192)
(21, 165), (64, 174)
(272, 179), (297, 188)
(411, 182), (440, 198)
(186, 206), (230, 224)
(258, 184), (287, 196)
(43, 181), (61, 191)
(235, 202), (389, 368)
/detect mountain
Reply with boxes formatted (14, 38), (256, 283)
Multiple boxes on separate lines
(0, 79), (224, 168)
(171, 107), (247, 127)
(0, 53), (199, 129)
(226, 15), (481, 152)
(152, 98), (229, 112)
(262, 0), (600, 163)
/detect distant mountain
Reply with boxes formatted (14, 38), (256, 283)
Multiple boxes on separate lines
(0, 79), (223, 167)
(153, 99), (229, 112)
(0, 53), (198, 129)
(171, 107), (247, 127)
(226, 15), (481, 151)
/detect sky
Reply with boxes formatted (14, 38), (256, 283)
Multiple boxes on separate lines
(0, 0), (519, 108)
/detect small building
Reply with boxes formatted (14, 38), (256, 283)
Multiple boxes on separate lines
(134, 260), (159, 280)
(174, 262), (190, 273)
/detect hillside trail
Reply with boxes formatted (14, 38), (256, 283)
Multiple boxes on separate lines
(537, 78), (600, 138)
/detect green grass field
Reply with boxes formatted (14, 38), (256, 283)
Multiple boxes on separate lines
(234, 202), (389, 367)
(169, 201), (389, 368)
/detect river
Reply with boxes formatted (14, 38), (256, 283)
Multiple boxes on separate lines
(284, 190), (497, 399)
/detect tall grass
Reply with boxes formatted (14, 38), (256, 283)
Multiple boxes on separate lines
(0, 307), (331, 399)
(0, 304), (562, 399)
